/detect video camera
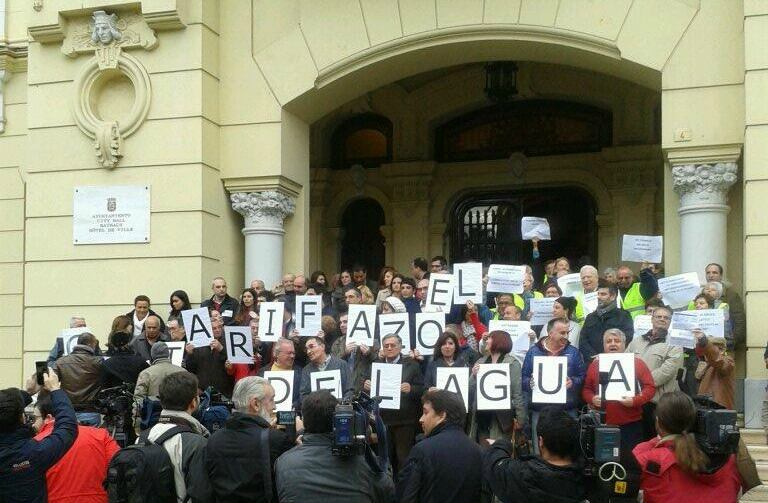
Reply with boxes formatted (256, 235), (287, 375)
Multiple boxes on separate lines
(331, 392), (388, 473)
(579, 410), (638, 502)
(96, 384), (136, 447)
(692, 395), (739, 456)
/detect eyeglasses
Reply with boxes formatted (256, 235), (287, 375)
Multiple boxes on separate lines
(382, 343), (400, 349)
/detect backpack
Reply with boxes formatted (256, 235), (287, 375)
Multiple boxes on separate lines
(105, 425), (191, 503)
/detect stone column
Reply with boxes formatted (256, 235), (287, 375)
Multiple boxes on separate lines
(671, 162), (738, 279)
(231, 191), (295, 289)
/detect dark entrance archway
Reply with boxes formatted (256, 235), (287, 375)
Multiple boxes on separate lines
(450, 188), (597, 268)
(340, 198), (385, 280)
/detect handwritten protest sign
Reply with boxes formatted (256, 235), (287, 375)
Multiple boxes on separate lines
(488, 320), (531, 358)
(671, 309), (724, 338)
(581, 291), (599, 317)
(557, 273), (583, 298)
(487, 264), (525, 293)
(658, 273), (701, 309)
(668, 328), (695, 349)
(453, 262), (483, 304)
(529, 298), (556, 326)
(521, 217), (551, 241)
(633, 314), (653, 335)
(622, 235), (663, 263)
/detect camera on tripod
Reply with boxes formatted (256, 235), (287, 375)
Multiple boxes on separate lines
(332, 393), (376, 457)
(96, 384), (136, 447)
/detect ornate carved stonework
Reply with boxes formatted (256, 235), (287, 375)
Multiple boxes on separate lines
(61, 10), (158, 60)
(231, 191), (296, 229)
(671, 163), (738, 196)
(93, 122), (123, 168)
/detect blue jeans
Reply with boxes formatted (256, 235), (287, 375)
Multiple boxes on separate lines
(530, 408), (577, 455)
(76, 411), (101, 426)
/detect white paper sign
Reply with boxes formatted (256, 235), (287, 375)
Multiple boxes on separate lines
(487, 264), (525, 294)
(378, 313), (412, 355)
(166, 341), (186, 367)
(182, 308), (214, 348)
(671, 309), (724, 338)
(598, 353), (636, 401)
(581, 291), (599, 317)
(453, 263), (484, 304)
(310, 369), (342, 399)
(224, 326), (254, 364)
(532, 356), (568, 404)
(633, 314), (653, 335)
(426, 273), (454, 311)
(436, 367), (470, 410)
(529, 298), (556, 326)
(477, 363), (512, 410)
(347, 305), (377, 346)
(371, 363), (403, 410)
(59, 327), (89, 356)
(488, 320), (531, 358)
(622, 235), (663, 264)
(668, 328), (695, 349)
(557, 273), (583, 298)
(264, 371), (294, 412)
(258, 302), (284, 342)
(296, 295), (322, 337)
(73, 185), (150, 244)
(659, 273), (701, 309)
(521, 217), (551, 240)
(415, 312), (445, 355)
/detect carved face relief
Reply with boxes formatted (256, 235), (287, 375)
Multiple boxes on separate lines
(91, 11), (122, 45)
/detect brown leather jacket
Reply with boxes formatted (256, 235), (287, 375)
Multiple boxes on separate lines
(54, 345), (104, 411)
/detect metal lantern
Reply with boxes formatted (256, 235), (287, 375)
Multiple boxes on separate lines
(484, 62), (518, 102)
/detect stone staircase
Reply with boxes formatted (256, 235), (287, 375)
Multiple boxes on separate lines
(743, 428), (768, 483)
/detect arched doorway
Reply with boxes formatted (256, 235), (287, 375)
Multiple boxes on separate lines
(340, 198), (385, 280)
(450, 188), (597, 268)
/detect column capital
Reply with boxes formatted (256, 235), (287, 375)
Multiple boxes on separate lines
(230, 190), (295, 233)
(671, 162), (738, 197)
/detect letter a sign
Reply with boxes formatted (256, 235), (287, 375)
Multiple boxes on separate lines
(532, 356), (568, 404)
(598, 353), (636, 401)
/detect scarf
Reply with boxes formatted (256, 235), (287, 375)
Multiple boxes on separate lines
(595, 300), (617, 317)
(133, 311), (147, 337)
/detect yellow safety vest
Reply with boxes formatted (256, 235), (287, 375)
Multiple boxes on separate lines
(619, 283), (646, 319)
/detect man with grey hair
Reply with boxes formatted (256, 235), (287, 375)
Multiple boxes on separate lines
(206, 376), (295, 502)
(581, 328), (655, 465)
(365, 334), (424, 477)
(46, 316), (88, 365)
(259, 337), (302, 409)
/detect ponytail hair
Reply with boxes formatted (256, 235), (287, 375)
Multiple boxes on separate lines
(656, 391), (709, 473)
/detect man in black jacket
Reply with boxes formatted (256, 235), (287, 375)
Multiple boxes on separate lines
(579, 280), (634, 361)
(206, 376), (295, 502)
(397, 389), (482, 503)
(201, 277), (239, 326)
(484, 406), (586, 503)
(275, 390), (394, 502)
(0, 370), (78, 503)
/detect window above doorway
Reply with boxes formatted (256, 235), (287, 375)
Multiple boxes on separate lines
(331, 113), (393, 169)
(435, 100), (612, 163)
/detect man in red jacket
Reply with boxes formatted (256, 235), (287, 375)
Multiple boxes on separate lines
(33, 391), (119, 503)
(582, 327), (655, 467)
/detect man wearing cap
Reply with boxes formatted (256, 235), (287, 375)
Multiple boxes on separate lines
(134, 342), (188, 410)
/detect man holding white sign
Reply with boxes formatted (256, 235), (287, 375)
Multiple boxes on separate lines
(626, 305), (683, 439)
(299, 336), (352, 400)
(330, 312), (377, 395)
(522, 318), (585, 454)
(582, 329), (655, 465)
(365, 334), (424, 477)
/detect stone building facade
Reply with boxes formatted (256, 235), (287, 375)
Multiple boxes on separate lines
(0, 0), (764, 387)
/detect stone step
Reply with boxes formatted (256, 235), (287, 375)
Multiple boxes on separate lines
(756, 463), (768, 484)
(743, 429), (767, 446)
(742, 485), (768, 502)
(747, 445), (768, 462)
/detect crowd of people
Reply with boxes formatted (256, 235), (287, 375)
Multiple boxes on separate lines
(0, 249), (762, 503)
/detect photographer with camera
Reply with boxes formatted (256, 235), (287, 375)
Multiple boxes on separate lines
(32, 390), (119, 502)
(632, 391), (742, 503)
(484, 406), (587, 503)
(275, 390), (395, 502)
(397, 389), (482, 503)
(206, 376), (295, 502)
(0, 371), (78, 503)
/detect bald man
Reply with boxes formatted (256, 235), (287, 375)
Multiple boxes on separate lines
(615, 264), (659, 319)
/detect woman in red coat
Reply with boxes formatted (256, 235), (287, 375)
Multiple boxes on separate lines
(632, 391), (742, 503)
